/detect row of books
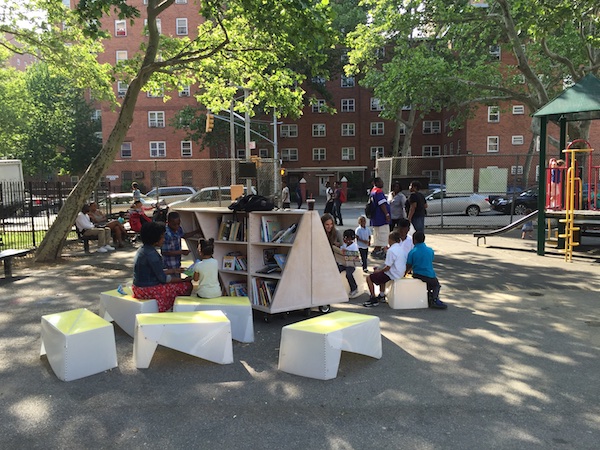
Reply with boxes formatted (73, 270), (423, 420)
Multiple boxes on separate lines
(218, 216), (245, 241)
(251, 277), (277, 307)
(228, 280), (248, 297)
(222, 253), (247, 271)
(260, 215), (297, 243)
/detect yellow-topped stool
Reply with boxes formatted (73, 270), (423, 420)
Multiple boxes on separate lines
(99, 288), (159, 337)
(40, 308), (118, 381)
(134, 311), (233, 369)
(278, 311), (381, 380)
(174, 296), (254, 343)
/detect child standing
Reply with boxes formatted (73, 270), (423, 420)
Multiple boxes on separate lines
(339, 229), (361, 299)
(193, 238), (222, 298)
(521, 208), (534, 239)
(363, 230), (407, 307)
(355, 215), (372, 273)
(406, 231), (447, 309)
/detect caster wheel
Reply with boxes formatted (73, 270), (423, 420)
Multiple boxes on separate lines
(319, 305), (331, 313)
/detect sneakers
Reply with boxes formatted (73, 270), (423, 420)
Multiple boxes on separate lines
(103, 245), (115, 251)
(362, 298), (379, 307)
(363, 268), (370, 274)
(430, 299), (448, 309)
(377, 293), (387, 303)
(96, 246), (108, 253)
(349, 289), (361, 299)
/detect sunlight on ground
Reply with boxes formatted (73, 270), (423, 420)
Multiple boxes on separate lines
(9, 396), (50, 429)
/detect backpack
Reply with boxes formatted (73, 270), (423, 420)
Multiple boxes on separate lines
(364, 197), (374, 219)
(339, 189), (347, 203)
(228, 194), (274, 212)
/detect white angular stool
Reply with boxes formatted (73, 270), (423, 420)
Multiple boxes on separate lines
(174, 296), (254, 343)
(40, 308), (118, 381)
(134, 311), (233, 369)
(99, 288), (159, 337)
(386, 278), (428, 310)
(278, 311), (381, 380)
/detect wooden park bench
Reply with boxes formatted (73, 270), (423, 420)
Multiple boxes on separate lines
(0, 248), (32, 280)
(75, 227), (98, 253)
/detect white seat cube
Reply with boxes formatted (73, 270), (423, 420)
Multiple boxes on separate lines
(386, 278), (428, 310)
(174, 296), (254, 343)
(40, 308), (118, 381)
(134, 311), (233, 369)
(278, 311), (381, 380)
(99, 289), (159, 337)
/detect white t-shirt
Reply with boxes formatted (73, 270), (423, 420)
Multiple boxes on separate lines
(355, 226), (372, 250)
(194, 258), (221, 298)
(384, 242), (409, 280)
(282, 186), (290, 203)
(75, 212), (94, 232)
(326, 187), (334, 202)
(341, 241), (359, 252)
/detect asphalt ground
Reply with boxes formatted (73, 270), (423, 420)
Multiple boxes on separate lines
(1, 220), (599, 449)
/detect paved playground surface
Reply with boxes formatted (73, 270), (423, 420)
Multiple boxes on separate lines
(1, 233), (599, 449)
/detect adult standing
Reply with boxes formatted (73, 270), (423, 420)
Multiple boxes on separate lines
(281, 180), (291, 209)
(332, 181), (343, 226)
(295, 183), (303, 209)
(407, 180), (427, 233)
(369, 177), (391, 259)
(388, 181), (406, 231)
(323, 181), (334, 215)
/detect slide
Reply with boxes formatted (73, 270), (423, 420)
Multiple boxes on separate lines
(474, 210), (538, 246)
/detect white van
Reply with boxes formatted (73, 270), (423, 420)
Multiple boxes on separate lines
(170, 186), (256, 209)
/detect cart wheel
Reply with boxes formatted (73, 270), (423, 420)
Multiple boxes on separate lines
(304, 308), (312, 317)
(319, 305), (331, 313)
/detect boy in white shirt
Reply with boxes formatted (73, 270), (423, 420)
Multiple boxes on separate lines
(339, 229), (361, 299)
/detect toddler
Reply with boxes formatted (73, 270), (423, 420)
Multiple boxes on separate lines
(193, 238), (222, 298)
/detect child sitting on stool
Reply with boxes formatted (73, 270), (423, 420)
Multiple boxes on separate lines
(339, 229), (361, 299)
(363, 230), (406, 307)
(405, 231), (447, 309)
(192, 238), (222, 298)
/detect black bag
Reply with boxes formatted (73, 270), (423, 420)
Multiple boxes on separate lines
(364, 197), (374, 219)
(228, 194), (274, 212)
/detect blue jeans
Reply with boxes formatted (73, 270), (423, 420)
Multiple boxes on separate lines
(412, 215), (425, 233)
(338, 263), (357, 291)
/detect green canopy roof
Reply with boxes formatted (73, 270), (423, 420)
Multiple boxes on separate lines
(533, 74), (600, 122)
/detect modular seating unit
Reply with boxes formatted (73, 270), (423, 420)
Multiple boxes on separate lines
(174, 296), (254, 343)
(278, 311), (382, 380)
(99, 289), (159, 337)
(386, 278), (428, 310)
(40, 308), (118, 381)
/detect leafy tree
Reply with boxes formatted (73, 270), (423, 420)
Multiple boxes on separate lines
(1, 0), (336, 261)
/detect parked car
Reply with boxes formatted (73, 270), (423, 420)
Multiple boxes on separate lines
(98, 193), (163, 216)
(145, 186), (196, 205)
(170, 186), (257, 209)
(424, 189), (491, 216)
(491, 186), (538, 215)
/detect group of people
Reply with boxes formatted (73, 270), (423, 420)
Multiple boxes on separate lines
(324, 181), (345, 226)
(75, 202), (128, 252)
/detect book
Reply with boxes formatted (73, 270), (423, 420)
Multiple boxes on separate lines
(261, 215), (281, 242)
(273, 253), (287, 270)
(275, 222), (297, 243)
(332, 245), (362, 267)
(184, 259), (200, 277)
(229, 280), (248, 297)
(229, 221), (241, 241)
(263, 247), (277, 265)
(222, 255), (236, 270)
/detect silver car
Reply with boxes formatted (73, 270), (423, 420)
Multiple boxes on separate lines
(170, 186), (257, 209)
(424, 189), (491, 216)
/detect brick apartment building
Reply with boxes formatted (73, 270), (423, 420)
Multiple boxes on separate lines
(84, 0), (598, 197)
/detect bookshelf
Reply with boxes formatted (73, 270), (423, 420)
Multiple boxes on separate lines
(176, 207), (348, 315)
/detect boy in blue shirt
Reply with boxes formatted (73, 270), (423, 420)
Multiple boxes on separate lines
(406, 231), (447, 309)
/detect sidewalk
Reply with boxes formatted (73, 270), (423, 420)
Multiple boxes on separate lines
(1, 234), (599, 449)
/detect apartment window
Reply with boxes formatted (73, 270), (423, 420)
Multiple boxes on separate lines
(513, 105), (525, 115)
(148, 111), (165, 128)
(340, 49), (349, 64)
(175, 0), (187, 3)
(399, 123), (406, 135)
(512, 135), (524, 145)
(236, 148), (246, 159)
(375, 47), (385, 59)
(259, 148), (269, 158)
(280, 124), (298, 138)
(182, 170), (193, 186)
(312, 124), (326, 137)
(341, 75), (355, 88)
(94, 132), (103, 143)
(312, 76), (326, 84)
(120, 142), (132, 158)
(370, 146), (384, 160)
(179, 86), (191, 97)
(422, 120), (441, 134)
(370, 122), (384, 135)
(312, 148), (326, 161)
(151, 170), (167, 186)
(341, 123), (355, 136)
(370, 98), (383, 111)
(116, 50), (127, 63)
(150, 141), (166, 158)
(422, 145), (441, 157)
(511, 166), (524, 175)
(341, 98), (355, 112)
(117, 81), (128, 97)
(312, 99), (326, 113)
(341, 147), (355, 160)
(423, 170), (441, 184)
(146, 88), (164, 98)
(281, 148), (298, 161)
(92, 110), (102, 121)
(115, 20), (126, 36)
(176, 18), (188, 35)
(449, 142), (454, 154)
(121, 171), (132, 185)
(487, 136), (499, 153)
(489, 44), (501, 60)
(457, 140), (461, 154)
(488, 106), (500, 123)
(181, 141), (192, 157)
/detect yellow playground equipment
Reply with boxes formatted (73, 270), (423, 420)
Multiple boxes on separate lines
(559, 140), (594, 262)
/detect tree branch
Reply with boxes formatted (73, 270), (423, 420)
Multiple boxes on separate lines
(541, 38), (579, 80)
